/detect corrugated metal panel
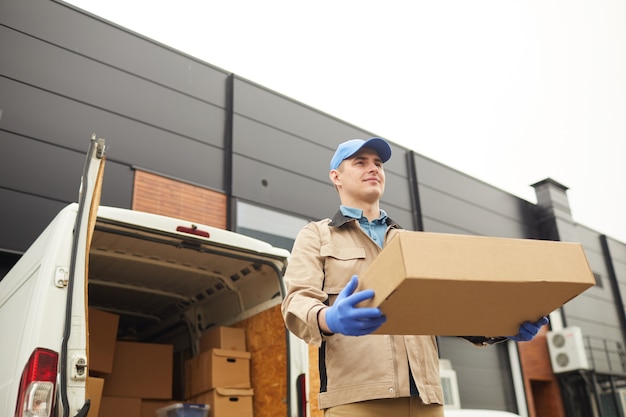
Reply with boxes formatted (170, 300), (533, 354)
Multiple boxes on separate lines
(0, 131), (86, 202)
(232, 154), (336, 219)
(0, 0), (228, 104)
(419, 186), (530, 237)
(0, 77), (225, 189)
(0, 189), (66, 253)
(233, 77), (410, 179)
(0, 132), (132, 252)
(438, 336), (516, 411)
(415, 153), (533, 238)
(0, 25), (225, 148)
(234, 78), (373, 149)
(232, 114), (330, 182)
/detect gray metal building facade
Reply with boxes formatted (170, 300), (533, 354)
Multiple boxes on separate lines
(2, 0), (625, 415)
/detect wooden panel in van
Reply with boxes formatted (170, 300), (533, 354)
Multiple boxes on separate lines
(234, 305), (287, 417)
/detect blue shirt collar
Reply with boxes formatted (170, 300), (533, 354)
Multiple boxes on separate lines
(339, 206), (388, 248)
(340, 205), (388, 223)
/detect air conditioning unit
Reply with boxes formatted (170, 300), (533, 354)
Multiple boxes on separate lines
(440, 359), (461, 409)
(547, 326), (590, 374)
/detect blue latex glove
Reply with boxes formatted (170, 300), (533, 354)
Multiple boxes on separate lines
(508, 316), (549, 342)
(325, 275), (387, 336)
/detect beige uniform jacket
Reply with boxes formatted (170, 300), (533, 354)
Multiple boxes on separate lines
(281, 212), (445, 409)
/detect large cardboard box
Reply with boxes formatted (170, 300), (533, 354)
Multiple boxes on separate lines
(100, 397), (141, 417)
(103, 341), (173, 399)
(189, 388), (254, 417)
(199, 326), (246, 352)
(185, 349), (251, 397)
(358, 231), (596, 336)
(88, 308), (119, 375)
(86, 377), (104, 417)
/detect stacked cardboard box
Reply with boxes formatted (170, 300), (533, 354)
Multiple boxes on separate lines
(102, 340), (174, 417)
(86, 376), (104, 417)
(88, 307), (176, 417)
(190, 388), (254, 417)
(186, 326), (254, 417)
(88, 308), (119, 417)
(89, 312), (254, 416)
(89, 308), (119, 376)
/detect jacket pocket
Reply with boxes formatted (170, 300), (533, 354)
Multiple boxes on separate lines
(326, 334), (395, 391)
(320, 243), (366, 294)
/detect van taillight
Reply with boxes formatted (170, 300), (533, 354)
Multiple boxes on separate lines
(296, 373), (307, 417)
(15, 348), (58, 417)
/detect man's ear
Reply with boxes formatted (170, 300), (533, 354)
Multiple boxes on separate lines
(329, 169), (341, 187)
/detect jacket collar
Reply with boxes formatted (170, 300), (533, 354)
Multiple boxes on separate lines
(328, 210), (402, 229)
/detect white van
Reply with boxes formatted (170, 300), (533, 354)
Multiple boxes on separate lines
(0, 137), (308, 417)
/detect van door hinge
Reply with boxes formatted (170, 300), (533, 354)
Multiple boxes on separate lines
(55, 267), (69, 288)
(93, 134), (106, 158)
(72, 355), (88, 380)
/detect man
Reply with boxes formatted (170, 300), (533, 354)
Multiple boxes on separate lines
(281, 137), (547, 417)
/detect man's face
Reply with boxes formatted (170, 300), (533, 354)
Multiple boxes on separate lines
(330, 148), (386, 203)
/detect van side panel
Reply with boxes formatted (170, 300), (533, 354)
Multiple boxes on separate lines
(0, 207), (76, 416)
(0, 265), (38, 413)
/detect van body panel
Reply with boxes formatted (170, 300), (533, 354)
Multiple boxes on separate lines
(0, 205), (79, 416)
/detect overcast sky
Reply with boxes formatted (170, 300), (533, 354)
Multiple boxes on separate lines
(67, 0), (626, 243)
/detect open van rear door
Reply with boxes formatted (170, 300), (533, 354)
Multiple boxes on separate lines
(58, 135), (106, 417)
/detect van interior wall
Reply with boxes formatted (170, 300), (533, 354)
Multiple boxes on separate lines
(309, 345), (323, 417)
(233, 304), (288, 417)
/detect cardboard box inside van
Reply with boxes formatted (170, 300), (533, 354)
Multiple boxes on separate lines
(199, 326), (247, 352)
(103, 341), (173, 400)
(88, 308), (119, 375)
(185, 349), (251, 398)
(189, 388), (254, 417)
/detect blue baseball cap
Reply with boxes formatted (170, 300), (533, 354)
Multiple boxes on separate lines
(329, 138), (392, 170)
